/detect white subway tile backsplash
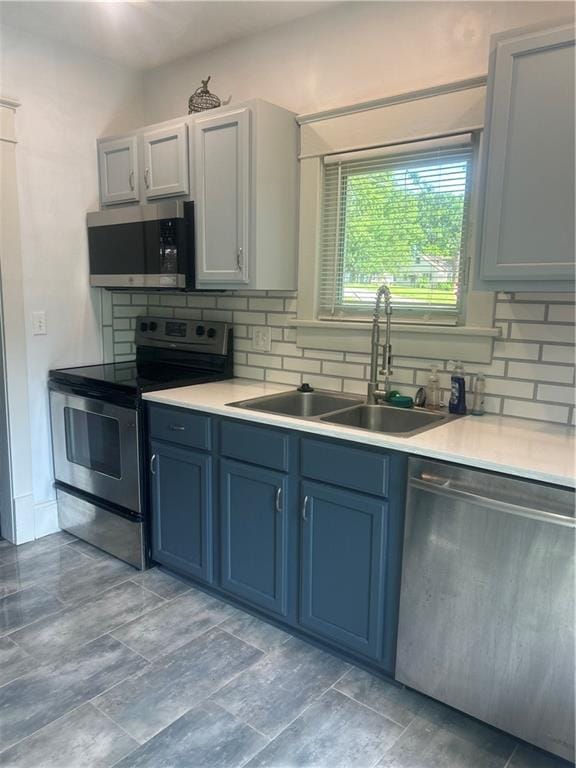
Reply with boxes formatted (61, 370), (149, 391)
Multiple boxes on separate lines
(107, 290), (576, 426)
(247, 353), (283, 369)
(493, 341), (539, 360)
(265, 369), (301, 386)
(481, 378), (535, 399)
(536, 384), (575, 405)
(283, 358), (321, 374)
(503, 400), (569, 424)
(509, 322), (573, 344)
(548, 305), (576, 323)
(217, 297), (248, 311)
(495, 303), (546, 321)
(508, 362), (575, 384)
(541, 344), (576, 364)
(249, 297), (284, 311)
(322, 361), (366, 379)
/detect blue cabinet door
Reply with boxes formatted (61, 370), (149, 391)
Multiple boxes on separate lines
(299, 480), (387, 661)
(220, 459), (288, 616)
(150, 440), (212, 582)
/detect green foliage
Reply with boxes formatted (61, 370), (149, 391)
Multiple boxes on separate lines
(341, 163), (466, 300)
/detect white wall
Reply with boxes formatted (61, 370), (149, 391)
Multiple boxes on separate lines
(0, 24), (144, 537)
(143, 1), (574, 122)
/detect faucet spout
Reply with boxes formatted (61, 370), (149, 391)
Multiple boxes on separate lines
(367, 284), (393, 405)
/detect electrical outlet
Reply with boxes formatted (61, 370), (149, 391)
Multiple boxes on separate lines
(32, 311), (47, 335)
(252, 327), (271, 352)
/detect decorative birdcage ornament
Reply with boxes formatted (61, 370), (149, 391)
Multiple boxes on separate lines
(188, 76), (221, 114)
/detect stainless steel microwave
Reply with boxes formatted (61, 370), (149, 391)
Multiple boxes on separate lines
(87, 200), (195, 290)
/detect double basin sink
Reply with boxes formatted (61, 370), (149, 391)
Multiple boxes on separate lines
(228, 389), (455, 438)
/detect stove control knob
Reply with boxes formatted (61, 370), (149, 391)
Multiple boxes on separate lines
(196, 325), (205, 337)
(149, 321), (158, 332)
(139, 321), (148, 332)
(207, 327), (216, 339)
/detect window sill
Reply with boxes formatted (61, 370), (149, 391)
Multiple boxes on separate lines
(291, 319), (501, 364)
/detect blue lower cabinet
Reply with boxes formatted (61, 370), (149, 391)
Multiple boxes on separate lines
(150, 440), (213, 582)
(299, 480), (387, 662)
(220, 459), (288, 616)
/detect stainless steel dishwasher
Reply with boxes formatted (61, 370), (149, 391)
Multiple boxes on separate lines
(396, 458), (575, 761)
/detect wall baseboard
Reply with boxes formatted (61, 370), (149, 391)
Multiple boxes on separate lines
(34, 499), (60, 539)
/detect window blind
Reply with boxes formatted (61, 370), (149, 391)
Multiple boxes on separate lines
(318, 135), (474, 322)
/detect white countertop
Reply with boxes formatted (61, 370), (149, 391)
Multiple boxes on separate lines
(144, 379), (576, 488)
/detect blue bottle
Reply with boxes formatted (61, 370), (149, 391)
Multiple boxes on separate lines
(449, 361), (467, 415)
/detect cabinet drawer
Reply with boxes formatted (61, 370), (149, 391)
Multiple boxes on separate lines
(301, 438), (388, 497)
(220, 419), (289, 472)
(148, 405), (211, 450)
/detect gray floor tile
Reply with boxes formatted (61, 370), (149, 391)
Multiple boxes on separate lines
(0, 636), (39, 687)
(508, 744), (574, 768)
(336, 666), (518, 758)
(9, 581), (164, 660)
(66, 538), (121, 562)
(129, 567), (191, 600)
(41, 556), (136, 606)
(0, 531), (76, 565)
(335, 665), (430, 727)
(0, 545), (89, 598)
(247, 688), (403, 768)
(220, 612), (292, 654)
(114, 702), (267, 768)
(377, 715), (514, 768)
(0, 634), (147, 751)
(0, 702), (138, 768)
(212, 636), (349, 738)
(111, 587), (236, 660)
(94, 626), (264, 743)
(0, 586), (64, 636)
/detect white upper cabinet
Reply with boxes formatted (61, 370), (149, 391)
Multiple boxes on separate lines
(193, 100), (298, 290)
(194, 108), (251, 286)
(142, 122), (189, 200)
(98, 135), (139, 205)
(96, 99), (298, 290)
(477, 22), (575, 291)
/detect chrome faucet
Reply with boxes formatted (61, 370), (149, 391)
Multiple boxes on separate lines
(367, 284), (393, 405)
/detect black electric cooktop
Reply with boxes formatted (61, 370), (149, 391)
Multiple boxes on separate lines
(49, 360), (225, 395)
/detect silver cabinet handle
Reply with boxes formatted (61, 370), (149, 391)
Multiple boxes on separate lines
(301, 495), (309, 522)
(150, 454), (157, 475)
(275, 487), (282, 513)
(144, 168), (150, 189)
(129, 170), (135, 191)
(168, 425), (185, 432)
(236, 247), (243, 271)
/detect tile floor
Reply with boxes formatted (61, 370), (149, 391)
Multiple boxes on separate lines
(0, 531), (572, 768)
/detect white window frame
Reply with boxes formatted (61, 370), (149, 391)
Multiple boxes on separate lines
(294, 77), (500, 364)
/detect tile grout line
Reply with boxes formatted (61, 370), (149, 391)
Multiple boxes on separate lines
(329, 685), (411, 731)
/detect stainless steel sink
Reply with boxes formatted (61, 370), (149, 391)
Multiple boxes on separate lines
(229, 390), (362, 418)
(320, 404), (453, 437)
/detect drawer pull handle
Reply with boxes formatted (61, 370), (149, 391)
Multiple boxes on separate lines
(301, 495), (309, 522)
(168, 425), (185, 431)
(275, 487), (282, 513)
(150, 454), (157, 475)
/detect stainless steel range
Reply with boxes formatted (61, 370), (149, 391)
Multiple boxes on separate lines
(48, 316), (233, 569)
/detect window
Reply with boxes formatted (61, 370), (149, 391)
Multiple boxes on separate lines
(318, 136), (474, 323)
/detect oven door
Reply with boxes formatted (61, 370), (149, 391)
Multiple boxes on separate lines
(49, 389), (140, 513)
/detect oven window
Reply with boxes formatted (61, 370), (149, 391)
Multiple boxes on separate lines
(64, 407), (122, 479)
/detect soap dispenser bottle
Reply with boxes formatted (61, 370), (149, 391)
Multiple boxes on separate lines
(426, 365), (441, 410)
(449, 361), (467, 415)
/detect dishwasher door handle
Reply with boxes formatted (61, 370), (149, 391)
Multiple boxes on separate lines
(410, 476), (576, 528)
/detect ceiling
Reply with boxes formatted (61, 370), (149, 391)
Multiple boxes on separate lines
(0, 0), (339, 70)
